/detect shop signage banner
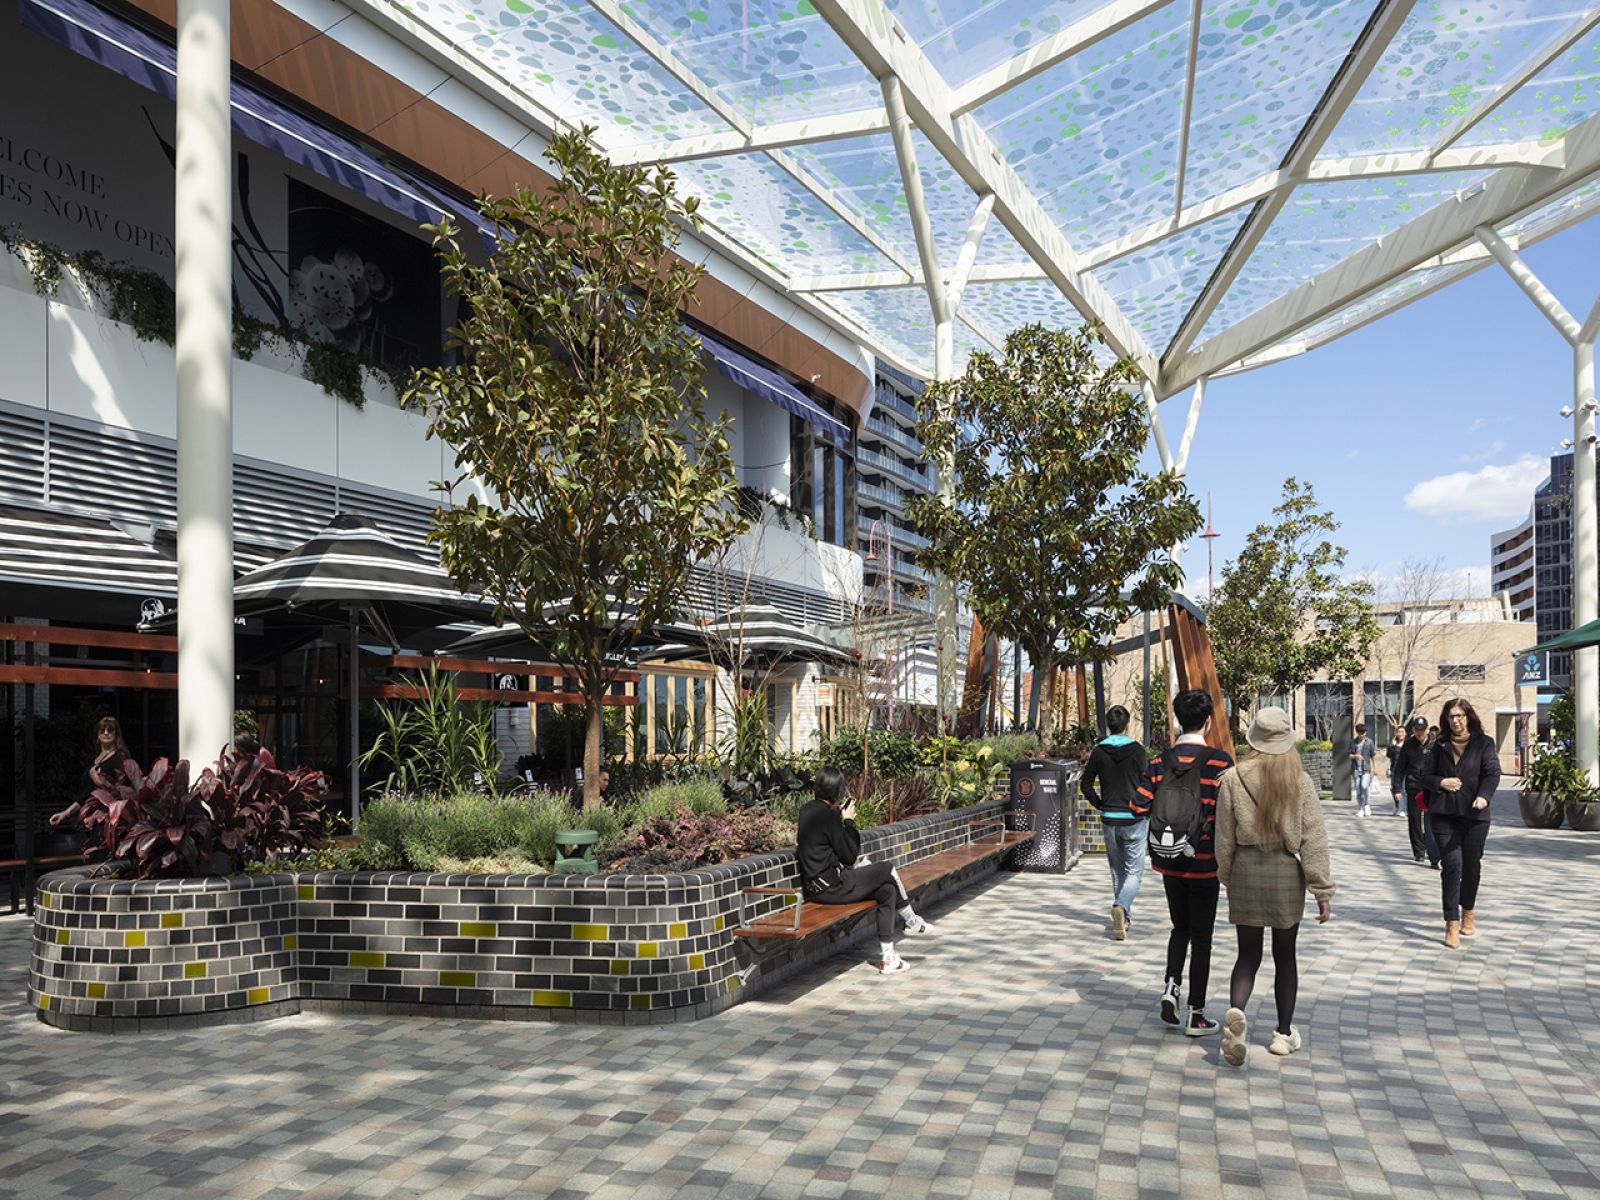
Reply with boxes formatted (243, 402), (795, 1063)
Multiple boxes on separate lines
(1516, 651), (1548, 688)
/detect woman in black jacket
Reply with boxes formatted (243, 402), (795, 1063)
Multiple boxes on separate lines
(1421, 698), (1501, 948)
(797, 765), (933, 974)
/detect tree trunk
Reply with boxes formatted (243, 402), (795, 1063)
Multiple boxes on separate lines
(582, 671), (605, 810)
(1027, 663), (1043, 731)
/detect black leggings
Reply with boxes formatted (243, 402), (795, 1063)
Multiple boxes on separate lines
(812, 863), (907, 941)
(1230, 924), (1300, 1035)
(1163, 875), (1220, 1009)
(1433, 817), (1490, 921)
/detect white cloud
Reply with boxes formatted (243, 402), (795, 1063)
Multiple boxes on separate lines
(1403, 454), (1547, 522)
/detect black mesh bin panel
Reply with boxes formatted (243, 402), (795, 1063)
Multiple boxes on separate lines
(1006, 759), (1072, 873)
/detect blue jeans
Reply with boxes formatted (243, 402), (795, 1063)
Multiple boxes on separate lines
(1354, 770), (1371, 811)
(1102, 819), (1148, 915)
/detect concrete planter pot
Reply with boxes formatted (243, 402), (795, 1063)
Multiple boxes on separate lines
(1564, 801), (1600, 832)
(1519, 790), (1566, 829)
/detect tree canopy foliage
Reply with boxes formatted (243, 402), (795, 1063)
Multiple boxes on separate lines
(911, 324), (1201, 738)
(409, 129), (745, 805)
(1208, 478), (1379, 729)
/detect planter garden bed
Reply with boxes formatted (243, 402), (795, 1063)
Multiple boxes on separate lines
(30, 799), (1018, 1032)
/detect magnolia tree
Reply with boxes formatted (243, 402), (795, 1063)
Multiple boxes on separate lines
(911, 324), (1202, 742)
(1209, 477), (1379, 733)
(410, 130), (745, 807)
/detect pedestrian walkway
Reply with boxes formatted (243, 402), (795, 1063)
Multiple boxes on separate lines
(2, 792), (1598, 1199)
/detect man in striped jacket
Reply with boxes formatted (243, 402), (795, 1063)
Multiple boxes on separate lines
(1131, 688), (1234, 1037)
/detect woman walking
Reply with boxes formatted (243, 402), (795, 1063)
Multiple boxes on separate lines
(1421, 699), (1501, 948)
(1215, 708), (1335, 1067)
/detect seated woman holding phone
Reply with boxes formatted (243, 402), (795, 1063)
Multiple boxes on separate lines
(796, 765), (935, 974)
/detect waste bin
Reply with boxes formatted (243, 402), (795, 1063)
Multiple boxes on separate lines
(1006, 758), (1072, 872)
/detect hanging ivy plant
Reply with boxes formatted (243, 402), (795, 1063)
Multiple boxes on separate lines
(1, 227), (410, 412)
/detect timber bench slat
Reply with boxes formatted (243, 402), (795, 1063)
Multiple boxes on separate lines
(732, 830), (1035, 941)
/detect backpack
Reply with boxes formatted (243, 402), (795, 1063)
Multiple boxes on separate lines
(1148, 748), (1208, 860)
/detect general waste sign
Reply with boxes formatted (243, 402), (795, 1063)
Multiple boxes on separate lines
(1516, 651), (1549, 687)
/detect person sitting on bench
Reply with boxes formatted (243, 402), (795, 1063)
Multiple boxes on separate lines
(797, 765), (935, 974)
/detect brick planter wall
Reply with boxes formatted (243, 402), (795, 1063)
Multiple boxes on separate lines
(30, 800), (1009, 1033)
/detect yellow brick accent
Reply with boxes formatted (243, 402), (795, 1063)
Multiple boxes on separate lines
(55, 928), (69, 945)
(297, 885), (315, 900)
(689, 953), (705, 971)
(630, 995), (649, 1011)
(637, 942), (658, 958)
(283, 934), (298, 951)
(573, 924), (608, 941)
(902, 842), (911, 856)
(714, 914), (725, 931)
(40, 893), (51, 909)
(247, 987), (270, 1005)
(532, 990), (571, 1007)
(38, 994), (50, 1011)
(439, 971), (476, 987)
(348, 951), (385, 969)
(161, 912), (183, 928)
(184, 962), (207, 979)
(124, 931), (146, 948)
(610, 960), (629, 976)
(87, 983), (105, 999)
(668, 922), (688, 940)
(459, 921), (497, 938)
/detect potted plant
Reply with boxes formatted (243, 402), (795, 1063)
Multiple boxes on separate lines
(1521, 749), (1573, 829)
(1567, 782), (1600, 833)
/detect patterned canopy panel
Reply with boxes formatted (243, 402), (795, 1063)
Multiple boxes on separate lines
(1198, 170), (1492, 341)
(373, 0), (1600, 384)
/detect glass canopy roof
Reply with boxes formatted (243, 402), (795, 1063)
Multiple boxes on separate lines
(375, 0), (1600, 397)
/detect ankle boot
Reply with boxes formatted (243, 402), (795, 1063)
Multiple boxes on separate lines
(1444, 920), (1461, 949)
(1461, 910), (1476, 937)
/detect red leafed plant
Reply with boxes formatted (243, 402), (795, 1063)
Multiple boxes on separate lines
(80, 748), (328, 879)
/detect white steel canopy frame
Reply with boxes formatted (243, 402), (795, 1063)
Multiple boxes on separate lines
(333, 0), (1600, 398)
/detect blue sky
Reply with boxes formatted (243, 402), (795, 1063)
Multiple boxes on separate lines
(1157, 215), (1597, 603)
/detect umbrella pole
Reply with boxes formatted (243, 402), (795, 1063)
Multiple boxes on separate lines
(349, 613), (360, 831)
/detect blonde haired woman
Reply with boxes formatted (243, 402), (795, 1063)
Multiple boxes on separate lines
(1215, 708), (1335, 1067)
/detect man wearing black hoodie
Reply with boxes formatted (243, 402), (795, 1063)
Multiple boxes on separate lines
(1080, 705), (1148, 941)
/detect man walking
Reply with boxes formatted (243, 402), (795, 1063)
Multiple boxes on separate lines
(1133, 689), (1234, 1038)
(1398, 716), (1438, 867)
(1080, 705), (1148, 941)
(1349, 723), (1375, 816)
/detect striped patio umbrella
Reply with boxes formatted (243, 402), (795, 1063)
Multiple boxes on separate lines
(207, 513), (489, 822)
(444, 597), (706, 663)
(643, 602), (856, 669)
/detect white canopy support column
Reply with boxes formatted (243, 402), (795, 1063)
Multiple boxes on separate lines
(175, 0), (234, 767)
(1143, 378), (1206, 570)
(1474, 224), (1600, 784)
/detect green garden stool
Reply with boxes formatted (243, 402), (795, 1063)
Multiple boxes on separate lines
(554, 829), (600, 874)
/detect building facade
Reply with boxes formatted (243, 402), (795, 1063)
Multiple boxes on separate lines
(1489, 511), (1535, 623)
(0, 0), (876, 842)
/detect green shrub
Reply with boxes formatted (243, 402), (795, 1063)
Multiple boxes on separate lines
(974, 730), (1041, 766)
(628, 778), (726, 823)
(819, 726), (921, 779)
(353, 789), (588, 872)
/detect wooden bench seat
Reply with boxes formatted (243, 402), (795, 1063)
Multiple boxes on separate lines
(732, 828), (1035, 941)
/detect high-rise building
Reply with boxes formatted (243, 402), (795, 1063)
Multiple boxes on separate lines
(856, 366), (936, 615)
(1492, 451), (1593, 695)
(1489, 512), (1535, 622)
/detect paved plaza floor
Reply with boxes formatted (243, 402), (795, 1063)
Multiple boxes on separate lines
(3, 792), (1598, 1199)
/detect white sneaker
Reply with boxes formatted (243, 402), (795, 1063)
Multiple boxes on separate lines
(877, 955), (910, 974)
(902, 914), (936, 935)
(1268, 1027), (1302, 1056)
(1222, 1007), (1248, 1067)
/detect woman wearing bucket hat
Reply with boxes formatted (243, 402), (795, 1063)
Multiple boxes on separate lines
(1214, 707), (1335, 1067)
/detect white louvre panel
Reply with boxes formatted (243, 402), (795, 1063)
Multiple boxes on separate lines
(48, 423), (177, 528)
(684, 566), (844, 628)
(235, 462), (337, 548)
(334, 485), (440, 558)
(0, 407), (46, 506)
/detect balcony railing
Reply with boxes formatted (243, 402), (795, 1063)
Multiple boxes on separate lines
(873, 382), (920, 423)
(863, 417), (925, 458)
(857, 480), (905, 510)
(857, 514), (931, 551)
(858, 446), (929, 488)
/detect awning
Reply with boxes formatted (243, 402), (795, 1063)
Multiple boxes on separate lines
(1519, 619), (1600, 655)
(699, 332), (851, 441)
(0, 504), (178, 598)
(20, 0), (481, 233)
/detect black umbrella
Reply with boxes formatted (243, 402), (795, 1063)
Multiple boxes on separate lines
(150, 513), (491, 822)
(643, 602), (856, 669)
